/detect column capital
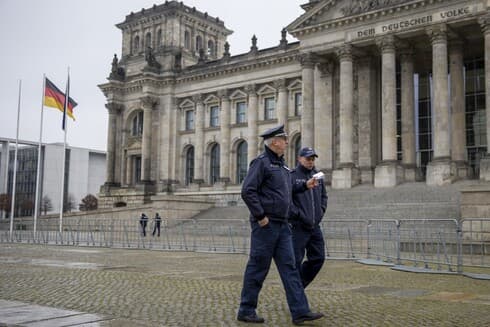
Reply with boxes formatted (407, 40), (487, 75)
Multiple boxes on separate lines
(140, 95), (159, 109)
(273, 78), (287, 91)
(398, 46), (414, 62)
(245, 84), (257, 95)
(192, 94), (204, 104)
(299, 52), (317, 68)
(478, 14), (490, 34)
(375, 35), (396, 53)
(448, 38), (465, 53)
(105, 102), (123, 114)
(426, 24), (447, 45)
(336, 44), (353, 62)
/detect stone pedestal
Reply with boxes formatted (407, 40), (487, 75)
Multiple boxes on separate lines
(461, 183), (490, 241)
(374, 162), (404, 188)
(426, 158), (455, 186)
(403, 164), (420, 182)
(360, 167), (374, 184)
(480, 156), (490, 181)
(332, 165), (359, 189)
(452, 160), (469, 180)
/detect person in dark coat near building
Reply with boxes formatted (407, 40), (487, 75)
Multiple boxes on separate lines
(290, 147), (328, 288)
(152, 212), (162, 237)
(237, 125), (324, 325)
(139, 213), (148, 237)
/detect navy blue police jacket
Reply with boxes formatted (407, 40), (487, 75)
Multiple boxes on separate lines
(290, 164), (328, 229)
(241, 146), (307, 223)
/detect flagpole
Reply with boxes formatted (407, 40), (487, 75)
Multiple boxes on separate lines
(34, 75), (46, 236)
(58, 69), (70, 234)
(9, 80), (22, 241)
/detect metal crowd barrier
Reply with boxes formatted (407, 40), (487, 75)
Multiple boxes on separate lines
(1, 217), (489, 277)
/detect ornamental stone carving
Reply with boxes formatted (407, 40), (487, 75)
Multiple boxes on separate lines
(336, 44), (353, 62)
(273, 79), (287, 91)
(375, 35), (396, 53)
(299, 52), (317, 68)
(217, 89), (229, 100)
(105, 102), (123, 114)
(478, 14), (490, 34)
(244, 84), (257, 95)
(140, 95), (159, 109)
(426, 24), (447, 45)
(192, 94), (204, 104)
(318, 61), (334, 77)
(340, 0), (413, 16)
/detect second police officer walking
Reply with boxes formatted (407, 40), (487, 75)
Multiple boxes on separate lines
(152, 212), (162, 237)
(290, 147), (328, 288)
(139, 213), (148, 237)
(237, 125), (324, 325)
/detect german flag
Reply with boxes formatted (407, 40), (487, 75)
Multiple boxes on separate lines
(44, 77), (77, 120)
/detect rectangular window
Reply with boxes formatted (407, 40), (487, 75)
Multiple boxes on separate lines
(264, 97), (275, 120)
(236, 102), (247, 123)
(210, 106), (219, 127)
(185, 110), (194, 130)
(294, 93), (302, 116)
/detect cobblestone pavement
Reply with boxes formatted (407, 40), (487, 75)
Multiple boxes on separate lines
(0, 244), (489, 326)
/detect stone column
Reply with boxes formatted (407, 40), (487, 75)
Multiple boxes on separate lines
(478, 15), (490, 181)
(357, 57), (377, 184)
(275, 79), (288, 130)
(219, 90), (231, 184)
(315, 61), (334, 181)
(158, 93), (175, 192)
(449, 39), (468, 179)
(400, 47), (418, 182)
(246, 84), (259, 165)
(193, 94), (205, 184)
(140, 96), (158, 184)
(104, 102), (121, 186)
(332, 44), (359, 189)
(426, 24), (454, 185)
(301, 53), (315, 148)
(374, 35), (404, 187)
(126, 155), (132, 185)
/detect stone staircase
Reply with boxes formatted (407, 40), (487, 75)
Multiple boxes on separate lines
(191, 181), (476, 221)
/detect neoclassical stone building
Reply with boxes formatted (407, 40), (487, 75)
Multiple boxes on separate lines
(99, 0), (490, 207)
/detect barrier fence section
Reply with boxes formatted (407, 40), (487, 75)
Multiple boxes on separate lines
(0, 217), (488, 276)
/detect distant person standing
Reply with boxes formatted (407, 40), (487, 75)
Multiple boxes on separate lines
(139, 213), (148, 237)
(152, 213), (162, 237)
(290, 147), (327, 288)
(237, 125), (324, 325)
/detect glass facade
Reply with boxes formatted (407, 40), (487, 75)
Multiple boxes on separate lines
(465, 58), (487, 177)
(7, 146), (38, 217)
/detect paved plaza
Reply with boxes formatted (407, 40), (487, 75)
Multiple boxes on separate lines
(0, 243), (489, 326)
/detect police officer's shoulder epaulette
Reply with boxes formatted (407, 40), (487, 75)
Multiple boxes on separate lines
(290, 168), (297, 173)
(258, 154), (266, 159)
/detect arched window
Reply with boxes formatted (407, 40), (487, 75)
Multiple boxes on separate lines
(132, 111), (143, 136)
(157, 29), (162, 47)
(236, 141), (248, 184)
(207, 40), (214, 57)
(294, 136), (301, 160)
(185, 146), (195, 185)
(210, 144), (220, 184)
(145, 32), (152, 48)
(134, 35), (140, 52)
(184, 31), (190, 49)
(196, 35), (202, 52)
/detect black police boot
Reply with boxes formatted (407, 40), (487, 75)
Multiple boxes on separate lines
(292, 311), (324, 325)
(237, 313), (265, 323)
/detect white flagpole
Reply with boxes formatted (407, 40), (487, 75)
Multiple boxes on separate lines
(58, 68), (70, 234)
(34, 75), (46, 235)
(9, 80), (22, 241)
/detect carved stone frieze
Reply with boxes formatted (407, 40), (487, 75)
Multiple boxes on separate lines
(340, 0), (413, 17)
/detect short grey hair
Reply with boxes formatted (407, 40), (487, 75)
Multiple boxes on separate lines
(264, 138), (274, 147)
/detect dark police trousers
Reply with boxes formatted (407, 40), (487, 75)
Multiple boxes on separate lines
(292, 224), (325, 288)
(239, 221), (310, 319)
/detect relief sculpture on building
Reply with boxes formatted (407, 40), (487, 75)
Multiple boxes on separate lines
(340, 0), (414, 16)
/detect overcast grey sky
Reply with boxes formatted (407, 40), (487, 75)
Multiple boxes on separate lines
(0, 0), (305, 151)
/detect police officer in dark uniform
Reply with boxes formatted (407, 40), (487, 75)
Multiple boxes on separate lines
(237, 125), (324, 325)
(152, 213), (162, 237)
(290, 147), (328, 288)
(139, 213), (148, 237)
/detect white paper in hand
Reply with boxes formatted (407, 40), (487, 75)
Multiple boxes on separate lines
(313, 172), (324, 180)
